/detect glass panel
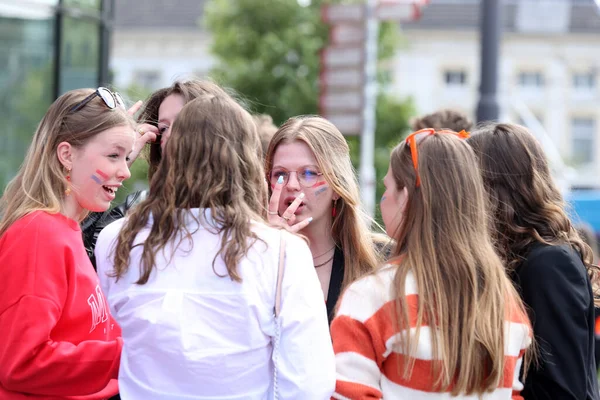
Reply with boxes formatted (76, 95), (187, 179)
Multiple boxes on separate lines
(0, 4), (55, 192)
(59, 16), (99, 94)
(63, 0), (101, 11)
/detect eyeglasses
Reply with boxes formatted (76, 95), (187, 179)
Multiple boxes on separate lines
(269, 168), (324, 188)
(70, 87), (125, 113)
(405, 128), (470, 187)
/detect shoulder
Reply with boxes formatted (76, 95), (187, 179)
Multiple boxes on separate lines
(96, 217), (127, 251)
(2, 211), (76, 243)
(337, 264), (399, 322)
(521, 242), (587, 283)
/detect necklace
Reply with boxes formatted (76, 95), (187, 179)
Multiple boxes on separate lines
(314, 255), (334, 268)
(312, 245), (335, 260)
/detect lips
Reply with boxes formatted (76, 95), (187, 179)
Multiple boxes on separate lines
(283, 195), (305, 215)
(102, 183), (121, 200)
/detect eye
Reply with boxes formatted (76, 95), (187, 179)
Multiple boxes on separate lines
(158, 126), (168, 135)
(272, 170), (288, 179)
(108, 154), (119, 159)
(300, 169), (319, 179)
(126, 156), (131, 163)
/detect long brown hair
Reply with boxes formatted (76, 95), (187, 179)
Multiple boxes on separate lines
(112, 94), (268, 284)
(389, 132), (530, 394)
(265, 116), (383, 289)
(467, 123), (600, 304)
(137, 80), (231, 179)
(0, 89), (135, 236)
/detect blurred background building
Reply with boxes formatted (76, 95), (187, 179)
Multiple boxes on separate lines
(2, 0), (600, 231)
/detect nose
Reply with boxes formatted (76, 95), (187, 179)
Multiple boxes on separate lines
(286, 171), (301, 191)
(118, 161), (132, 181)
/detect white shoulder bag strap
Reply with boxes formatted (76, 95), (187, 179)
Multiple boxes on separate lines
(272, 232), (285, 400)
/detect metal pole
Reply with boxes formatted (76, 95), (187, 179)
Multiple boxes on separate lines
(99, 0), (114, 87)
(359, 0), (379, 218)
(476, 0), (501, 122)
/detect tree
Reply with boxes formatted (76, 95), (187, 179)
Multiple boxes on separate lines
(205, 0), (415, 224)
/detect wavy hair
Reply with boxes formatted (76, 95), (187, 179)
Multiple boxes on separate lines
(112, 94), (268, 284)
(265, 116), (383, 288)
(388, 132), (531, 394)
(137, 80), (232, 180)
(0, 89), (135, 236)
(467, 123), (600, 303)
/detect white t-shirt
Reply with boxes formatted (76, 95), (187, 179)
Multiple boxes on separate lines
(95, 209), (335, 400)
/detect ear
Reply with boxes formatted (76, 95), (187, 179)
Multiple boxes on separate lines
(56, 141), (74, 170)
(332, 191), (341, 201)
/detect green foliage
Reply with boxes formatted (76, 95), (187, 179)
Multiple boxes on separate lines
(205, 0), (415, 224)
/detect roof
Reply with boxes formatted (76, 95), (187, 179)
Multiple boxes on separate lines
(403, 0), (600, 34)
(114, 0), (207, 29)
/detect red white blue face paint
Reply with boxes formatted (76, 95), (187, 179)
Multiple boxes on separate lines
(314, 186), (328, 196)
(91, 169), (109, 184)
(312, 181), (327, 188)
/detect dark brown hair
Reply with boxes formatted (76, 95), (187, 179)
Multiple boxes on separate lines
(411, 109), (473, 133)
(137, 80), (230, 179)
(113, 94), (268, 284)
(467, 123), (600, 304)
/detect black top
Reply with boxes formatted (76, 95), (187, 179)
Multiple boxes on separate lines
(326, 247), (345, 325)
(511, 242), (599, 400)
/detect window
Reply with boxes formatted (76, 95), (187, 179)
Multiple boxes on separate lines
(518, 71), (544, 88)
(60, 16), (100, 93)
(133, 70), (162, 90)
(573, 72), (596, 90)
(571, 118), (596, 165)
(444, 70), (467, 86)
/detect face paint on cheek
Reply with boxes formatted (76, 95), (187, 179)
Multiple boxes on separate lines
(314, 186), (328, 196)
(91, 169), (109, 185)
(312, 181), (327, 188)
(381, 195), (386, 201)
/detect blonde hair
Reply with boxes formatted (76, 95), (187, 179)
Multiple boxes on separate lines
(138, 80), (232, 180)
(113, 94), (268, 284)
(388, 132), (531, 394)
(0, 89), (135, 237)
(265, 115), (383, 288)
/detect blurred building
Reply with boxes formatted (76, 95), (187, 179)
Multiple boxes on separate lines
(110, 0), (600, 188)
(0, 0), (115, 190)
(110, 0), (212, 91)
(395, 0), (600, 188)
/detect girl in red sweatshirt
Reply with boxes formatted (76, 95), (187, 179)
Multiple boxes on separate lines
(0, 87), (136, 399)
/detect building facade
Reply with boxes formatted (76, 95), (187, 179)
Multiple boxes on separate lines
(396, 0), (600, 188)
(0, 0), (115, 190)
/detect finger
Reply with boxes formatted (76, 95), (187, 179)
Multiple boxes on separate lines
(288, 217), (313, 233)
(268, 175), (284, 214)
(281, 193), (305, 220)
(127, 100), (143, 116)
(128, 132), (158, 167)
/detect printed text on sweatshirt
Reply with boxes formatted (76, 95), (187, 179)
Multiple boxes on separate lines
(0, 211), (122, 399)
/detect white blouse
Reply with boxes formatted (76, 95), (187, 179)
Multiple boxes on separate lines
(95, 209), (335, 400)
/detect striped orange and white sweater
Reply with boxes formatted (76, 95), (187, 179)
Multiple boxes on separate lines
(331, 265), (532, 400)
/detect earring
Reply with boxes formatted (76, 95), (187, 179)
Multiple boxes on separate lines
(332, 199), (338, 218)
(65, 168), (71, 196)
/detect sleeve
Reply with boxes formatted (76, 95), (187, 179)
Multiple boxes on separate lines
(95, 222), (120, 311)
(275, 233), (336, 400)
(0, 224), (122, 397)
(518, 246), (593, 400)
(330, 284), (383, 400)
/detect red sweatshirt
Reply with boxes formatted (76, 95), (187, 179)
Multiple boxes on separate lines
(0, 211), (122, 399)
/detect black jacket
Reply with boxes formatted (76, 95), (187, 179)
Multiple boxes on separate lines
(511, 242), (599, 400)
(82, 190), (147, 269)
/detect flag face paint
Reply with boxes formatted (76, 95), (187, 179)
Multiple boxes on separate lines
(91, 169), (108, 184)
(312, 181), (327, 188)
(315, 187), (327, 196)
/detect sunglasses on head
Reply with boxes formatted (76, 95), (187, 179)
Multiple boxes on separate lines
(404, 128), (470, 187)
(70, 87), (125, 113)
